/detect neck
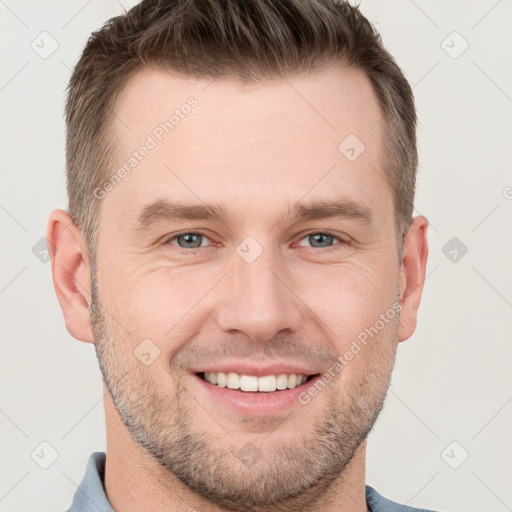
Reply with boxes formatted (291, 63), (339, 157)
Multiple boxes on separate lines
(103, 390), (369, 512)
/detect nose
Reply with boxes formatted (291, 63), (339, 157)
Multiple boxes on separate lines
(214, 244), (303, 344)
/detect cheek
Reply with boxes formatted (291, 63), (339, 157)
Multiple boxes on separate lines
(111, 265), (220, 342)
(295, 259), (399, 347)
(99, 246), (399, 354)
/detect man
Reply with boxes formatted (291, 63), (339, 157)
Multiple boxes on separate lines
(48, 0), (434, 510)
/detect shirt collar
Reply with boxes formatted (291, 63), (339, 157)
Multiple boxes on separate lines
(66, 451), (428, 512)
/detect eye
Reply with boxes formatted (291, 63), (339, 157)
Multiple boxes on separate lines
(165, 231), (214, 250)
(296, 232), (347, 249)
(163, 231), (347, 253)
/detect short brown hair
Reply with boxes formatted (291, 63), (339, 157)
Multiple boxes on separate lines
(65, 0), (417, 260)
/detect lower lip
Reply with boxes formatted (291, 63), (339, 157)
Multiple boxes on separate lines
(190, 374), (320, 415)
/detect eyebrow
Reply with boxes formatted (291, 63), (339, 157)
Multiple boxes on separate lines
(134, 198), (375, 230)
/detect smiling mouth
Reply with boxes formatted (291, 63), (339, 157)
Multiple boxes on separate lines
(197, 371), (319, 393)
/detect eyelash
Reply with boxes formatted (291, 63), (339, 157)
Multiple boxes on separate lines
(163, 230), (348, 253)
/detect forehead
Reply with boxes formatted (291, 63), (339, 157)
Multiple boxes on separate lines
(115, 65), (383, 149)
(104, 65), (390, 229)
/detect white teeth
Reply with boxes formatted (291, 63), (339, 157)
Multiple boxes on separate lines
(227, 372), (240, 389)
(202, 372), (309, 392)
(217, 372), (227, 387)
(276, 374), (288, 390)
(240, 375), (258, 392)
(258, 375), (276, 392)
(287, 374), (297, 388)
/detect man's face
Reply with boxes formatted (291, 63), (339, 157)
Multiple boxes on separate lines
(92, 66), (403, 510)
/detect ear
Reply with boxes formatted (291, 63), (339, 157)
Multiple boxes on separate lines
(47, 209), (94, 343)
(397, 215), (429, 342)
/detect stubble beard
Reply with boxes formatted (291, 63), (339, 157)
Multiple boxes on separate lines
(90, 267), (398, 511)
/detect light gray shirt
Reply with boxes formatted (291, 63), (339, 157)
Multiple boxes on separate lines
(65, 452), (440, 512)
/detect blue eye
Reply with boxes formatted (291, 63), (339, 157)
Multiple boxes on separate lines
(167, 232), (213, 249)
(164, 231), (346, 253)
(297, 232), (345, 248)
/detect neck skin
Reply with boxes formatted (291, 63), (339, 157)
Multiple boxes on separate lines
(103, 389), (370, 512)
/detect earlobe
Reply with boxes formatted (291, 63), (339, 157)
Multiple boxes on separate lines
(47, 209), (95, 344)
(397, 216), (429, 342)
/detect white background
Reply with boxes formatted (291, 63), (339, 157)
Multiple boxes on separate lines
(1, 1), (511, 511)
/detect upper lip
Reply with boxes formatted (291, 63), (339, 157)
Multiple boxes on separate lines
(190, 362), (321, 377)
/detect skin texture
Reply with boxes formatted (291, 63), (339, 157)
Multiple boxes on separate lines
(48, 65), (429, 512)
